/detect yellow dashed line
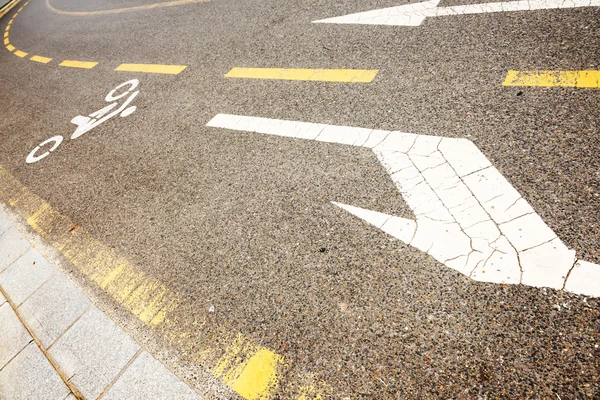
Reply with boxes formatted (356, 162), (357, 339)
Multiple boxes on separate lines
(30, 55), (52, 63)
(503, 70), (600, 89)
(6, 0), (187, 74)
(59, 59), (98, 69)
(115, 63), (187, 75)
(225, 67), (379, 83)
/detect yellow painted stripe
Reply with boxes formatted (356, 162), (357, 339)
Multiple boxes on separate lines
(59, 60), (98, 69)
(503, 70), (600, 89)
(0, 0), (22, 19)
(3, 38), (8, 45)
(225, 67), (379, 83)
(6, 44), (15, 51)
(30, 55), (52, 64)
(4, 32), (8, 38)
(46, 0), (210, 16)
(0, 163), (337, 400)
(0, 165), (179, 327)
(115, 63), (187, 75)
(0, 165), (324, 400)
(14, 49), (27, 57)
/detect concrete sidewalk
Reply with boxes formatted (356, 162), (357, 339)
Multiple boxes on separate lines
(0, 207), (203, 400)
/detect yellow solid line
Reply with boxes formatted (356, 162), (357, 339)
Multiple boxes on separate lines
(503, 70), (600, 89)
(225, 67), (379, 83)
(115, 63), (187, 74)
(6, 44), (15, 51)
(59, 59), (98, 69)
(0, 0), (22, 19)
(46, 0), (210, 16)
(14, 49), (27, 57)
(30, 55), (52, 63)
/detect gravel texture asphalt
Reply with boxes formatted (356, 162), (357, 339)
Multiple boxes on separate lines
(0, 0), (598, 397)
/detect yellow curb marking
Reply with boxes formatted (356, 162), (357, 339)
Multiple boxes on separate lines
(13, 49), (27, 57)
(225, 67), (379, 83)
(59, 59), (98, 69)
(0, 166), (180, 327)
(0, 0), (22, 19)
(503, 70), (600, 88)
(115, 63), (187, 75)
(0, 165), (331, 399)
(30, 55), (52, 63)
(6, 44), (15, 51)
(46, 0), (209, 16)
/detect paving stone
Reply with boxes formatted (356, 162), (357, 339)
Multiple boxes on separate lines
(0, 248), (56, 306)
(18, 273), (90, 349)
(0, 209), (11, 236)
(103, 351), (202, 400)
(0, 303), (32, 368)
(48, 306), (140, 399)
(0, 342), (70, 400)
(0, 290), (5, 306)
(0, 226), (30, 273)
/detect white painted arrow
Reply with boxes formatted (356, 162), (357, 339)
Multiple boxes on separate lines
(312, 0), (600, 26)
(206, 114), (600, 297)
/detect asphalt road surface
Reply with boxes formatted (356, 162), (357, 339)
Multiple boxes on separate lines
(1, 0), (599, 398)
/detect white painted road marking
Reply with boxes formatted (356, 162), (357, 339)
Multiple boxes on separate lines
(206, 114), (600, 297)
(312, 0), (600, 26)
(26, 80), (140, 164)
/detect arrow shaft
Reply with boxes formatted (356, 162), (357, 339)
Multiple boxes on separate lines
(433, 0), (600, 17)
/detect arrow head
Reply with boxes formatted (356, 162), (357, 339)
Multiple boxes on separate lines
(312, 0), (440, 26)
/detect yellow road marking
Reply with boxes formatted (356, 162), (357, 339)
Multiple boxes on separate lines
(0, 165), (331, 399)
(46, 0), (209, 16)
(0, 0), (22, 19)
(4, 32), (8, 38)
(6, 44), (15, 51)
(3, 38), (8, 45)
(225, 67), (379, 83)
(59, 59), (98, 69)
(214, 334), (283, 400)
(503, 70), (600, 88)
(13, 49), (27, 57)
(0, 166), (180, 326)
(115, 63), (187, 74)
(30, 55), (52, 63)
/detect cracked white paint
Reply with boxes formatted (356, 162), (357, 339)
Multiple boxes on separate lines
(206, 114), (600, 297)
(312, 0), (600, 26)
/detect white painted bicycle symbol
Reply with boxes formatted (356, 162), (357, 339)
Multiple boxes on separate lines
(26, 79), (140, 164)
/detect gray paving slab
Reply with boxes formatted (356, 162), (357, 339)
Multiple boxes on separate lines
(0, 227), (30, 274)
(102, 351), (202, 400)
(0, 209), (11, 236)
(48, 306), (140, 399)
(18, 273), (90, 349)
(0, 342), (70, 400)
(0, 248), (56, 306)
(0, 303), (31, 368)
